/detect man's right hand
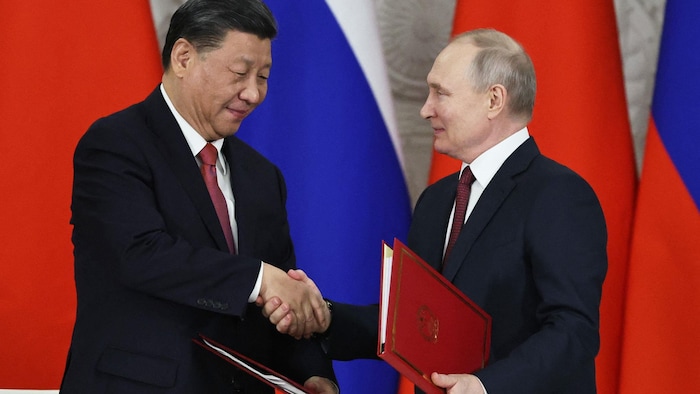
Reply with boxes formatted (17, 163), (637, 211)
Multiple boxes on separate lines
(257, 268), (331, 338)
(257, 265), (329, 339)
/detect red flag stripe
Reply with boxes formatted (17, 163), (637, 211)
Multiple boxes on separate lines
(619, 121), (700, 391)
(0, 1), (162, 388)
(619, 0), (700, 386)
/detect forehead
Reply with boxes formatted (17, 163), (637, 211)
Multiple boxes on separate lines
(212, 30), (272, 66)
(427, 41), (477, 86)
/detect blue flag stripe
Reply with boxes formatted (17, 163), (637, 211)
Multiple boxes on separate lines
(651, 1), (700, 208)
(237, 1), (412, 392)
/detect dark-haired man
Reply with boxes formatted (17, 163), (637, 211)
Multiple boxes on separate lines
(61, 0), (337, 392)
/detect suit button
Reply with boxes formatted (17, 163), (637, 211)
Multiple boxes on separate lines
(231, 377), (243, 392)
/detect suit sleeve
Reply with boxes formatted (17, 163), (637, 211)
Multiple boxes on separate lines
(322, 303), (380, 360)
(269, 334), (338, 386)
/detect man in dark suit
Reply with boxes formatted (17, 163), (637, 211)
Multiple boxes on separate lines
(60, 0), (337, 392)
(265, 28), (607, 394)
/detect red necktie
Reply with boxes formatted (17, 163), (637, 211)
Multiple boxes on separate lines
(442, 166), (475, 271)
(198, 143), (236, 254)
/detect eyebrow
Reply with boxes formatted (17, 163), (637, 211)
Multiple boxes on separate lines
(428, 82), (448, 92)
(232, 55), (272, 70)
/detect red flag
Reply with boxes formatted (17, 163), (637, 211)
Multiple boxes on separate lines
(0, 1), (161, 388)
(619, 1), (700, 391)
(424, 1), (636, 393)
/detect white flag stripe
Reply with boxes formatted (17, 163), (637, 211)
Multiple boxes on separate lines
(325, 0), (405, 173)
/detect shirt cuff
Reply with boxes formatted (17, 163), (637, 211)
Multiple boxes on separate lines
(477, 375), (487, 394)
(247, 262), (263, 303)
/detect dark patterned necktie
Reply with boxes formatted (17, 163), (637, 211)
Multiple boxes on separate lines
(442, 166), (475, 271)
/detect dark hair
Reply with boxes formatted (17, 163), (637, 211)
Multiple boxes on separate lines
(161, 0), (278, 69)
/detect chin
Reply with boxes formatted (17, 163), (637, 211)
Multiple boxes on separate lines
(433, 141), (450, 156)
(217, 125), (241, 138)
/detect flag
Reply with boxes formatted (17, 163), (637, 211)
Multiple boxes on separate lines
(0, 0), (162, 389)
(619, 1), (700, 391)
(424, 1), (637, 393)
(237, 0), (412, 393)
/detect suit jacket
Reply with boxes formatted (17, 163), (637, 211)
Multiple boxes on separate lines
(328, 138), (607, 394)
(61, 87), (335, 393)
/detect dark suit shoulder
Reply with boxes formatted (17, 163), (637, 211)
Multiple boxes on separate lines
(522, 153), (598, 198)
(225, 136), (277, 169)
(503, 138), (597, 196)
(78, 89), (159, 148)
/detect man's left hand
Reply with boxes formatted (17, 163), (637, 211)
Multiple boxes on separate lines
(304, 376), (339, 394)
(431, 372), (485, 394)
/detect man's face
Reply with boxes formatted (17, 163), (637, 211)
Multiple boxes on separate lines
(179, 30), (272, 141)
(420, 42), (493, 163)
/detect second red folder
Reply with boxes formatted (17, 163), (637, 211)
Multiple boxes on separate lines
(378, 238), (491, 394)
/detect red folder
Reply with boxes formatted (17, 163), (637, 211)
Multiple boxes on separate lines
(193, 333), (310, 394)
(378, 238), (491, 394)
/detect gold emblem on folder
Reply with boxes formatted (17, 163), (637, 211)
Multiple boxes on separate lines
(417, 305), (439, 343)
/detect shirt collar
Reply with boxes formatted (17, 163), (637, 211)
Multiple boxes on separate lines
(160, 84), (227, 173)
(461, 127), (530, 188)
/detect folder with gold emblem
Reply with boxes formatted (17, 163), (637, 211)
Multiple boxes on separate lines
(378, 238), (491, 394)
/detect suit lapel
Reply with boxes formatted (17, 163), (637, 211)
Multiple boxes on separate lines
(442, 138), (540, 281)
(429, 177), (460, 271)
(143, 89), (231, 252)
(409, 173), (460, 271)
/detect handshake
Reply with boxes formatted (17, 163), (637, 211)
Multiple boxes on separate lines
(257, 264), (331, 339)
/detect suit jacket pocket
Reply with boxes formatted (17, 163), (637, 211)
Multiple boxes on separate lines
(97, 346), (178, 388)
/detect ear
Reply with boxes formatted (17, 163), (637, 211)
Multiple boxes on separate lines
(170, 38), (195, 78)
(487, 84), (507, 119)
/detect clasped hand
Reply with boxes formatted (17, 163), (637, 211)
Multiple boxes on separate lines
(257, 265), (329, 339)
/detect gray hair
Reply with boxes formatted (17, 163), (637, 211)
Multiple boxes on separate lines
(454, 28), (536, 122)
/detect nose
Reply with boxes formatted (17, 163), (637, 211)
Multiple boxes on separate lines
(420, 96), (434, 119)
(239, 77), (263, 104)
